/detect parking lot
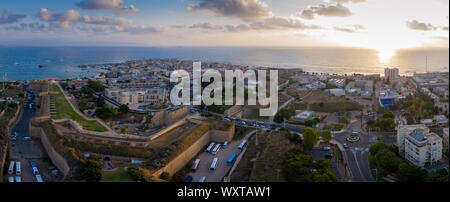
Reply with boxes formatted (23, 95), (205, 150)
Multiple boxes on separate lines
(187, 140), (243, 182)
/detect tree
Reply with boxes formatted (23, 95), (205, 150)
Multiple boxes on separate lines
(95, 107), (115, 119)
(383, 111), (395, 119)
(395, 163), (426, 182)
(311, 169), (339, 182)
(321, 130), (332, 143)
(377, 151), (401, 173)
(127, 165), (144, 182)
(87, 80), (105, 92)
(96, 98), (105, 107)
(160, 172), (171, 181)
(369, 142), (391, 155)
(118, 104), (130, 114)
(302, 128), (319, 149)
(79, 157), (103, 182)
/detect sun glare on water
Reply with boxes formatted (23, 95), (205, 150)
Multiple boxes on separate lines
(377, 48), (396, 65)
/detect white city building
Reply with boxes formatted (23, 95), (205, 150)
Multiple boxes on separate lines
(404, 131), (442, 167)
(384, 68), (399, 82)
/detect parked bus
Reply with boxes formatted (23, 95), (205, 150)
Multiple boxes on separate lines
(15, 161), (21, 175)
(227, 153), (237, 165)
(8, 161), (14, 175)
(212, 144), (221, 155)
(206, 142), (215, 153)
(222, 141), (228, 149)
(238, 140), (247, 150)
(198, 176), (206, 182)
(183, 176), (193, 182)
(30, 161), (39, 175)
(15, 176), (21, 182)
(210, 158), (218, 171)
(191, 159), (200, 172)
(35, 174), (43, 182)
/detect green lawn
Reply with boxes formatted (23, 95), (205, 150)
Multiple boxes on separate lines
(50, 84), (107, 132)
(102, 163), (135, 182)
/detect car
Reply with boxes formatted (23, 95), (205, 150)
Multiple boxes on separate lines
(343, 144), (349, 149)
(23, 137), (32, 141)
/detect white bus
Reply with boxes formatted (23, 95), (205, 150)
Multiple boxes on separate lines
(191, 159), (200, 172)
(210, 158), (218, 171)
(15, 176), (21, 182)
(198, 176), (206, 182)
(35, 174), (43, 182)
(15, 161), (21, 175)
(238, 140), (247, 150)
(8, 161), (14, 175)
(206, 142), (215, 153)
(212, 144), (221, 155)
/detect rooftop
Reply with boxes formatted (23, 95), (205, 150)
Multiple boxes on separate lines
(409, 132), (427, 142)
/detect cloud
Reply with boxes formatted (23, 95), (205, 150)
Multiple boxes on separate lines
(188, 0), (271, 21)
(0, 8), (26, 24)
(188, 17), (320, 32)
(76, 0), (139, 15)
(190, 22), (223, 30)
(5, 22), (48, 32)
(34, 8), (161, 35)
(332, 0), (365, 3)
(334, 24), (364, 33)
(250, 17), (321, 30)
(116, 5), (139, 15)
(80, 15), (133, 26)
(298, 3), (352, 20)
(37, 9), (81, 29)
(406, 20), (437, 31)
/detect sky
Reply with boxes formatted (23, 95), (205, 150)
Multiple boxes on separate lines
(0, 0), (448, 60)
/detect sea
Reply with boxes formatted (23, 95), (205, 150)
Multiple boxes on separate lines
(0, 46), (448, 81)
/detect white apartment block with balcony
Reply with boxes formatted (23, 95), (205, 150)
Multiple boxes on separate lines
(404, 131), (442, 167)
(397, 124), (430, 153)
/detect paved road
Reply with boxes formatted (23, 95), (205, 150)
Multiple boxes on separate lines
(7, 85), (45, 182)
(332, 114), (375, 182)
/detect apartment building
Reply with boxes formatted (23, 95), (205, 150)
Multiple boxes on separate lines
(105, 88), (167, 105)
(397, 124), (430, 153)
(384, 68), (399, 82)
(404, 131), (442, 167)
